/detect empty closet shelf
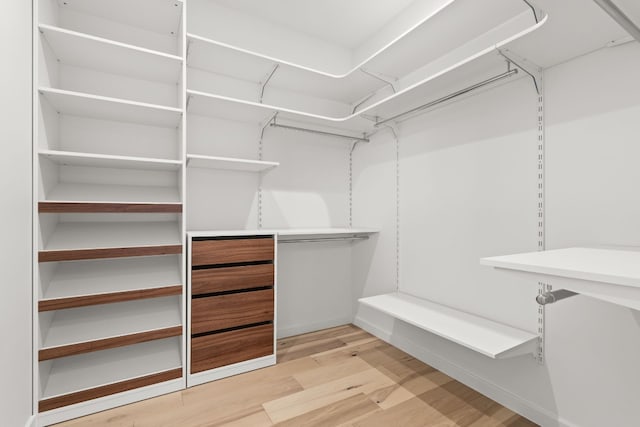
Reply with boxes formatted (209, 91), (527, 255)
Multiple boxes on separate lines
(38, 24), (182, 84)
(481, 247), (640, 310)
(39, 88), (182, 128)
(39, 337), (182, 412)
(39, 150), (181, 171)
(39, 222), (182, 262)
(39, 256), (182, 311)
(41, 183), (181, 205)
(186, 154), (279, 172)
(39, 296), (181, 360)
(277, 228), (379, 242)
(359, 292), (537, 359)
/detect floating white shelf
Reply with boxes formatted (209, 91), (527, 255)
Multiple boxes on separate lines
(186, 154), (279, 172)
(42, 221), (181, 252)
(39, 25), (182, 84)
(41, 256), (182, 303)
(41, 296), (181, 351)
(186, 11), (545, 134)
(53, 0), (183, 40)
(276, 228), (379, 241)
(39, 87), (182, 128)
(39, 150), (181, 171)
(40, 337), (181, 400)
(186, 0), (532, 104)
(359, 292), (538, 359)
(44, 183), (181, 205)
(481, 247), (640, 311)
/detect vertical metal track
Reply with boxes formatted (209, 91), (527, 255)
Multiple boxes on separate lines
(384, 126), (401, 291)
(349, 143), (355, 228)
(536, 73), (547, 365)
(257, 113), (277, 229)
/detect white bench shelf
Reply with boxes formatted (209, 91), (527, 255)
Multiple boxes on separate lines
(481, 247), (640, 311)
(359, 292), (538, 359)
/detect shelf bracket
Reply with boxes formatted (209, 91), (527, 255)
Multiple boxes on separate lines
(536, 289), (579, 305)
(259, 64), (280, 103)
(497, 49), (542, 95)
(593, 0), (640, 43)
(522, 0), (544, 24)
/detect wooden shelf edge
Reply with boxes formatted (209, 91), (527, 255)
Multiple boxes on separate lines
(39, 245), (183, 262)
(39, 285), (183, 312)
(38, 367), (182, 413)
(39, 202), (183, 213)
(39, 326), (182, 361)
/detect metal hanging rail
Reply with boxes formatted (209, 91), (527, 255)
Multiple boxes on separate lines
(278, 235), (370, 244)
(374, 68), (519, 127)
(270, 120), (369, 143)
(592, 0), (640, 43)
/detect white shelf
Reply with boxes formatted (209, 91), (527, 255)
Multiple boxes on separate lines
(55, 0), (183, 38)
(359, 292), (537, 359)
(186, 0), (532, 104)
(481, 247), (640, 310)
(41, 296), (181, 350)
(186, 154), (279, 172)
(186, 12), (545, 134)
(39, 150), (181, 171)
(39, 24), (182, 84)
(42, 256), (182, 301)
(44, 183), (181, 204)
(39, 87), (182, 128)
(42, 221), (180, 252)
(276, 228), (379, 241)
(41, 337), (181, 400)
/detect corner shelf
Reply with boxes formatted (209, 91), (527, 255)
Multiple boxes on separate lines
(39, 256), (182, 312)
(39, 337), (182, 412)
(38, 24), (182, 84)
(359, 292), (537, 359)
(39, 87), (183, 128)
(39, 221), (182, 262)
(186, 154), (279, 172)
(40, 296), (182, 360)
(481, 247), (640, 311)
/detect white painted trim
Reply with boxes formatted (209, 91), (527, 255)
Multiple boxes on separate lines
(24, 415), (36, 427)
(278, 316), (354, 339)
(354, 316), (579, 427)
(37, 378), (183, 426)
(187, 355), (276, 388)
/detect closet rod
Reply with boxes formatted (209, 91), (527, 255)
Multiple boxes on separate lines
(270, 122), (369, 143)
(375, 68), (519, 127)
(279, 236), (370, 244)
(592, 0), (640, 43)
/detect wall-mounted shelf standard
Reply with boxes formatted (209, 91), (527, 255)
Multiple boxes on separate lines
(39, 337), (182, 413)
(38, 24), (183, 84)
(481, 247), (640, 311)
(39, 296), (181, 361)
(359, 292), (538, 359)
(39, 87), (183, 128)
(186, 154), (279, 172)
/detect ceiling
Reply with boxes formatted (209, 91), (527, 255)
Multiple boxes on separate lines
(212, 0), (417, 49)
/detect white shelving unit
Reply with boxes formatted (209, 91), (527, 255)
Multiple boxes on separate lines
(39, 88), (183, 128)
(359, 292), (538, 359)
(40, 256), (182, 305)
(38, 24), (182, 84)
(482, 247), (640, 311)
(186, 154), (279, 172)
(40, 337), (182, 401)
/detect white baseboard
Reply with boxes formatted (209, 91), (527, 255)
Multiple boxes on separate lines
(354, 316), (576, 427)
(24, 414), (36, 427)
(277, 315), (353, 338)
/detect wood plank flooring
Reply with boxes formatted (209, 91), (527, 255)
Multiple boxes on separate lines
(54, 324), (538, 427)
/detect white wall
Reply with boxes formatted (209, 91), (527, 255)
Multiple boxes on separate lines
(0, 0), (33, 425)
(353, 43), (640, 427)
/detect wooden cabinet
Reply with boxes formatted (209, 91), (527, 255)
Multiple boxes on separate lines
(188, 233), (276, 385)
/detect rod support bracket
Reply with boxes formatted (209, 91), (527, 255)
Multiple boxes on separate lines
(498, 48), (542, 95)
(536, 289), (579, 305)
(259, 64), (280, 103)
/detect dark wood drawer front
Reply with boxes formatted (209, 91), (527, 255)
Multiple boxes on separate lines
(191, 289), (274, 335)
(192, 264), (274, 295)
(191, 324), (273, 373)
(192, 238), (274, 266)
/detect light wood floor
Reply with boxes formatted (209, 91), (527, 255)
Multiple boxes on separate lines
(55, 325), (538, 426)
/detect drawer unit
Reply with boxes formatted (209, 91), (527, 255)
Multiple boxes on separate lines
(187, 233), (276, 386)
